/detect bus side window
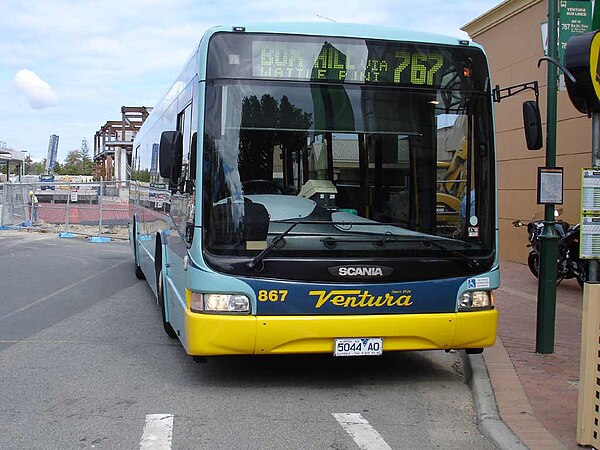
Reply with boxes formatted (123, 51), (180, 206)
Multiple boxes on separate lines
(185, 132), (198, 243)
(176, 103), (193, 193)
(187, 132), (197, 194)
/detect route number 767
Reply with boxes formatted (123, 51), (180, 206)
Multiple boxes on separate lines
(394, 52), (444, 86)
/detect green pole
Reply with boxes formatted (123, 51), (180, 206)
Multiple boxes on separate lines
(536, 0), (560, 354)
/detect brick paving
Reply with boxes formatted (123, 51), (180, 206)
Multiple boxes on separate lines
(486, 261), (583, 449)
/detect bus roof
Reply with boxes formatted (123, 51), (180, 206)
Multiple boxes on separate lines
(136, 23), (485, 146)
(200, 22), (479, 49)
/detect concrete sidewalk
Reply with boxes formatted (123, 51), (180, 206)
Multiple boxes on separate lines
(479, 261), (583, 449)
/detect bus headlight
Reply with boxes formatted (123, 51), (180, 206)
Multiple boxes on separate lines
(189, 292), (250, 314)
(458, 291), (493, 311)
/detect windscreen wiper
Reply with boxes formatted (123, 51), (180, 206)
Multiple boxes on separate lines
(246, 221), (304, 270)
(419, 238), (480, 269)
(247, 219), (365, 269)
(319, 234), (480, 269)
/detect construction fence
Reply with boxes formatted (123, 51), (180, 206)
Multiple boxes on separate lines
(0, 180), (130, 240)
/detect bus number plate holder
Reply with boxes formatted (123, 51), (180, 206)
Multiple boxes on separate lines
(334, 338), (383, 356)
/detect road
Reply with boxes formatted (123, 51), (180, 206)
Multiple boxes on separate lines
(0, 231), (495, 449)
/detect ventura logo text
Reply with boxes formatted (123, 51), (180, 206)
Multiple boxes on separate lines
(309, 289), (413, 309)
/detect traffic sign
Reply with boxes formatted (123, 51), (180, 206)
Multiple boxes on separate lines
(559, 0), (592, 63)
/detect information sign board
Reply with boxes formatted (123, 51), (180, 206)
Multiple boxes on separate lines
(559, 0), (592, 63)
(581, 217), (600, 259)
(582, 169), (600, 212)
(581, 169), (600, 259)
(537, 167), (564, 205)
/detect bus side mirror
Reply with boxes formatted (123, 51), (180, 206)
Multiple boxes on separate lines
(170, 132), (183, 187)
(523, 101), (543, 150)
(159, 131), (183, 178)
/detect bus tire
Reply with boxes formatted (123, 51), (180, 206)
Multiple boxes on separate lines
(527, 251), (539, 279)
(466, 348), (483, 354)
(157, 268), (178, 339)
(132, 222), (145, 280)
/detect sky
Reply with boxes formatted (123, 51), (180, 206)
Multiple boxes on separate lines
(0, 0), (501, 163)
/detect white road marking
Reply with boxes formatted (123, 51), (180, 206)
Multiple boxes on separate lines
(140, 414), (173, 450)
(333, 413), (392, 450)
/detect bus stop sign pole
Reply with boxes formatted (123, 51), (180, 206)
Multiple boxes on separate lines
(536, 0), (560, 354)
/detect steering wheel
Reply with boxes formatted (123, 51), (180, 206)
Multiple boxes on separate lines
(242, 179), (283, 195)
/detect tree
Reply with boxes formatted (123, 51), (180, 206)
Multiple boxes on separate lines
(28, 160), (45, 175)
(62, 149), (83, 175)
(81, 138), (92, 175)
(57, 140), (93, 175)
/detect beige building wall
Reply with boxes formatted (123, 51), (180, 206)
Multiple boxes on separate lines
(463, 0), (592, 263)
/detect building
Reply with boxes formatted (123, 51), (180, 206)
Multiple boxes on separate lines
(0, 142), (26, 181)
(93, 106), (151, 181)
(462, 0), (591, 263)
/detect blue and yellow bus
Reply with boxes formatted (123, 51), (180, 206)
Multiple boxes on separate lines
(130, 23), (498, 358)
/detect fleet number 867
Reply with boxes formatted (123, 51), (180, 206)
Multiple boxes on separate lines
(257, 290), (288, 302)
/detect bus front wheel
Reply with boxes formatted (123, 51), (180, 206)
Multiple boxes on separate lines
(466, 348), (483, 354)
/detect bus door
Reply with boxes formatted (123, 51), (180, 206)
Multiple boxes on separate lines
(165, 99), (196, 335)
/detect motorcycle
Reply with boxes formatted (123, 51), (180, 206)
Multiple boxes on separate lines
(512, 211), (588, 288)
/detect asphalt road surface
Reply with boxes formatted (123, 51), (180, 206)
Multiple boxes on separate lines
(0, 230), (495, 449)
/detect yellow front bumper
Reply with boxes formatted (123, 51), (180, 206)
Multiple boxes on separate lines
(183, 309), (498, 356)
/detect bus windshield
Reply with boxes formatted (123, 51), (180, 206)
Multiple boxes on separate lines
(203, 33), (494, 263)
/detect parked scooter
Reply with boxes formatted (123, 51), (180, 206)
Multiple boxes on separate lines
(512, 211), (588, 288)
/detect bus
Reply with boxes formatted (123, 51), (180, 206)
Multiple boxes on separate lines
(130, 23), (498, 358)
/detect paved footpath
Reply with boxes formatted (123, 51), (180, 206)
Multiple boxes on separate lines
(486, 261), (583, 449)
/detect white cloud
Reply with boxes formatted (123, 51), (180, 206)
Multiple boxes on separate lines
(14, 69), (58, 109)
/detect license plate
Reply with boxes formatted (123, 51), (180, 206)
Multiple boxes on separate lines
(334, 338), (383, 356)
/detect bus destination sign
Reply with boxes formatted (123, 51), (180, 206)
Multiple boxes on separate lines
(252, 40), (449, 87)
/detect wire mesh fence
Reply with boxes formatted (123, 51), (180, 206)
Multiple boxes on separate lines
(0, 180), (130, 240)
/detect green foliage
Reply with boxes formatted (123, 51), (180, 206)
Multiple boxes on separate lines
(27, 161), (45, 175)
(131, 169), (151, 182)
(58, 145), (93, 176)
(238, 94), (312, 181)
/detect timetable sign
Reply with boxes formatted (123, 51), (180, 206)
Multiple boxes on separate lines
(582, 169), (600, 212)
(581, 168), (600, 258)
(581, 216), (600, 258)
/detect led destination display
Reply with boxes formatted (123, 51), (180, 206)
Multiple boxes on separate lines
(207, 33), (487, 91)
(252, 41), (447, 86)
